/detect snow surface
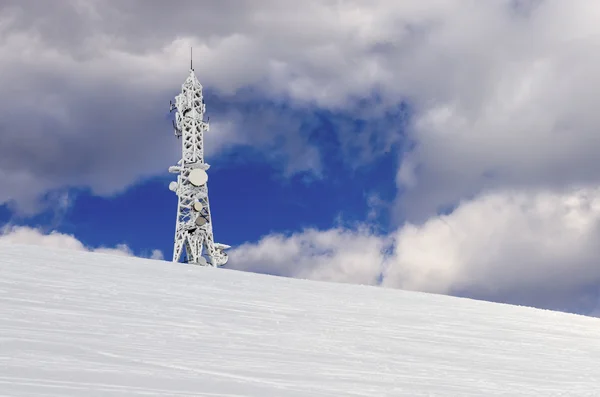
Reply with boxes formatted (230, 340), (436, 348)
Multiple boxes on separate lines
(1, 243), (600, 396)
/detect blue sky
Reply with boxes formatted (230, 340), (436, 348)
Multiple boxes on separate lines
(4, 0), (600, 317)
(0, 122), (399, 258)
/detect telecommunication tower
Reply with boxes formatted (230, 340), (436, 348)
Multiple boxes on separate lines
(167, 56), (230, 266)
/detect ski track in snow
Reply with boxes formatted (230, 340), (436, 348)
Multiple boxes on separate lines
(1, 243), (600, 396)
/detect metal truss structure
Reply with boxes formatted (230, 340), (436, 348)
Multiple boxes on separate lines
(168, 64), (229, 266)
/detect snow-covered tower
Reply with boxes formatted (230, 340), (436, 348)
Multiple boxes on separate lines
(167, 61), (229, 266)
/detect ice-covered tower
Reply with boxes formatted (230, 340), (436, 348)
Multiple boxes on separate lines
(168, 62), (229, 266)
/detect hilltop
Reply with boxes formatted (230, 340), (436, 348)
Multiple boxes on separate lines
(1, 242), (599, 396)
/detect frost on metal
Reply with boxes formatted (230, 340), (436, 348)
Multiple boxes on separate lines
(168, 66), (229, 266)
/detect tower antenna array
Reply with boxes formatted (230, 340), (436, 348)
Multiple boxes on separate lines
(167, 57), (230, 266)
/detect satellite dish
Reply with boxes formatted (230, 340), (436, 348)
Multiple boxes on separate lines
(168, 181), (178, 191)
(195, 215), (207, 226)
(193, 201), (203, 212)
(188, 168), (208, 186)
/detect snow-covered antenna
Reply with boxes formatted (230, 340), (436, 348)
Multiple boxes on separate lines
(167, 66), (230, 266)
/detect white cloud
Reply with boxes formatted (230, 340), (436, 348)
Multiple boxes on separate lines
(150, 249), (165, 261)
(229, 226), (390, 286)
(0, 225), (164, 260)
(384, 185), (600, 314)
(0, 225), (87, 252)
(230, 184), (600, 315)
(94, 243), (134, 258)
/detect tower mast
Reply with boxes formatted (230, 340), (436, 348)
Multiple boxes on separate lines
(168, 58), (229, 266)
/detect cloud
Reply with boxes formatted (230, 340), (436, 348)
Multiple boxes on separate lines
(384, 185), (600, 315)
(228, 225), (390, 286)
(0, 225), (164, 260)
(392, 1), (600, 219)
(230, 184), (600, 316)
(0, 1), (330, 212)
(6, 1), (600, 221)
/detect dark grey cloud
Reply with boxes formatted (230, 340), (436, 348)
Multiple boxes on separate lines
(2, 0), (434, 214)
(1, 0), (256, 52)
(0, 47), (177, 210)
(0, 0), (339, 212)
(389, 1), (600, 221)
(7, 1), (600, 219)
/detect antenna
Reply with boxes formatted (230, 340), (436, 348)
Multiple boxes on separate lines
(190, 47), (193, 71)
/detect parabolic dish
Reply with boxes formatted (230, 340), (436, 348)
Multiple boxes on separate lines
(195, 215), (207, 226)
(193, 201), (203, 212)
(188, 169), (208, 187)
(168, 181), (178, 192)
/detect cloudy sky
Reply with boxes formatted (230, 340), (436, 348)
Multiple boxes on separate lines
(3, 0), (600, 316)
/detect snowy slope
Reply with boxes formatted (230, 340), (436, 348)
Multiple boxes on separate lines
(1, 243), (600, 396)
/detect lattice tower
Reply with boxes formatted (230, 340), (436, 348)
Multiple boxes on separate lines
(168, 65), (229, 266)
